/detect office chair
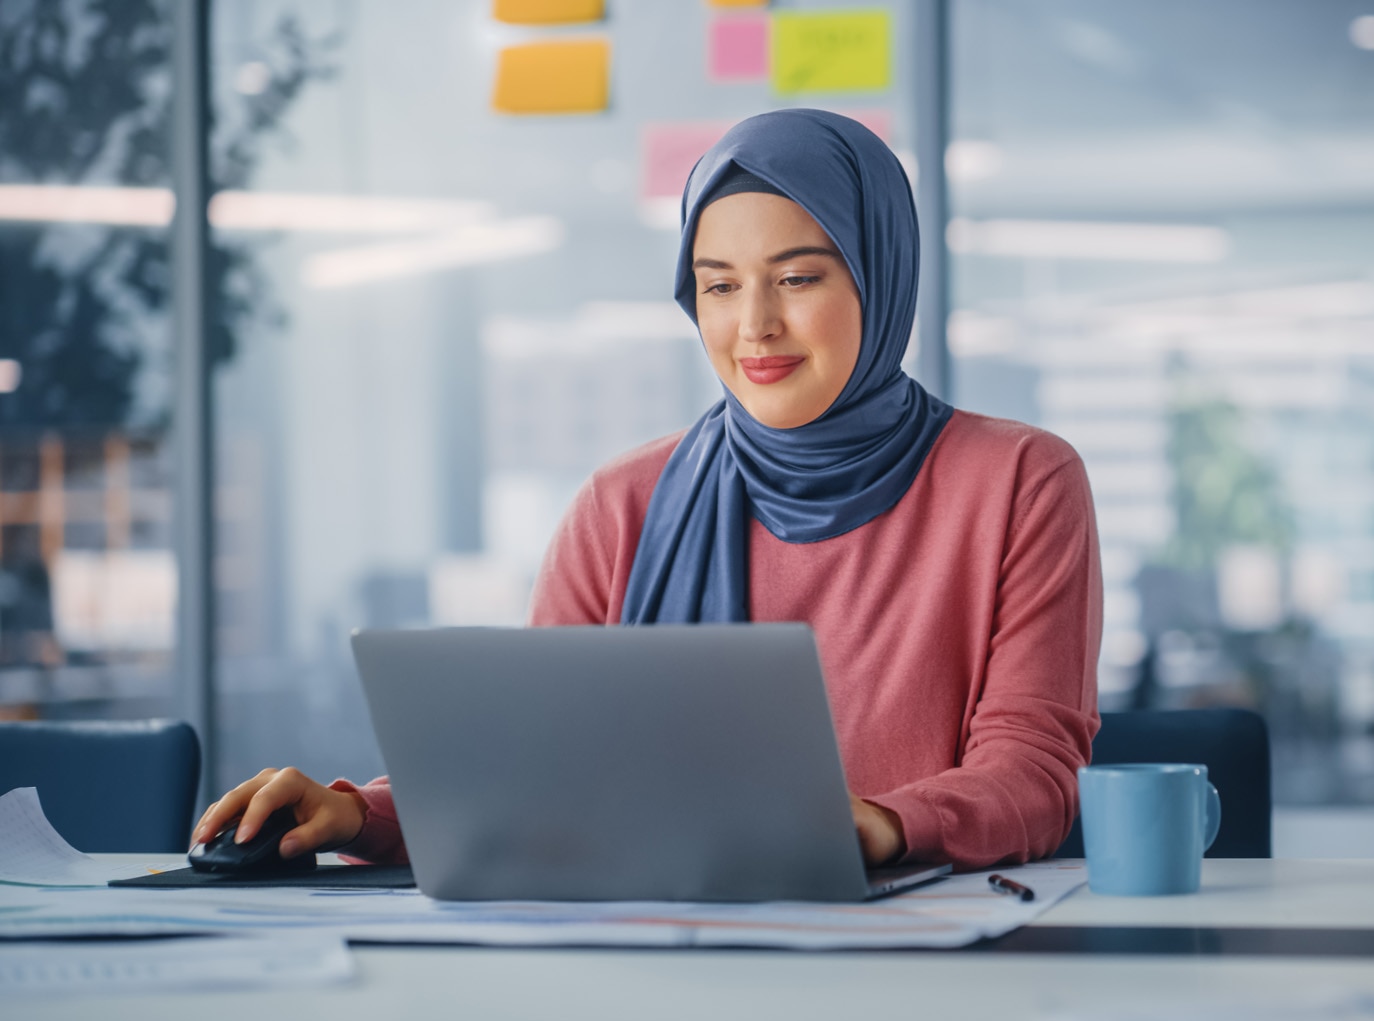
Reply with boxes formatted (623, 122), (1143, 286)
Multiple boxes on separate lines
(1055, 708), (1272, 858)
(0, 719), (201, 853)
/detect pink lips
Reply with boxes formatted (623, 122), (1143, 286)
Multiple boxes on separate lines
(740, 356), (804, 384)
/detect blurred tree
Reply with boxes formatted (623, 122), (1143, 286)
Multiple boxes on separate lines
(1159, 391), (1293, 571)
(0, 0), (337, 430)
(1133, 380), (1316, 726)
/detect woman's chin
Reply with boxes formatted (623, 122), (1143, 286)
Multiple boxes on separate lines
(741, 405), (816, 430)
(725, 378), (833, 430)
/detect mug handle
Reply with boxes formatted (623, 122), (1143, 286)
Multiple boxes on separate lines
(1203, 781), (1222, 851)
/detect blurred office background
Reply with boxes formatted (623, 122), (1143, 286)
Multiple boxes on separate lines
(1, 0), (1372, 849)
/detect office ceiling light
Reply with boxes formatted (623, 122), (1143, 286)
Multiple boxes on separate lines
(234, 61), (272, 95)
(485, 302), (697, 359)
(945, 140), (1004, 182)
(1351, 15), (1374, 50)
(0, 185), (173, 226)
(0, 185), (496, 234)
(637, 197), (682, 232)
(946, 217), (1230, 262)
(303, 216), (564, 289)
(947, 310), (1019, 357)
(0, 359), (21, 394)
(207, 192), (495, 233)
(0, 185), (568, 288)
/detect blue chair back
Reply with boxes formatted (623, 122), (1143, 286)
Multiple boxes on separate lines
(1056, 708), (1272, 858)
(0, 719), (201, 853)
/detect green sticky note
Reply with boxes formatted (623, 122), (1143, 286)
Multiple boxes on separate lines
(771, 9), (890, 94)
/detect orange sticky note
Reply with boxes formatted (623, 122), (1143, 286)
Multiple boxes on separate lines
(492, 39), (610, 115)
(492, 0), (604, 25)
(708, 0), (769, 7)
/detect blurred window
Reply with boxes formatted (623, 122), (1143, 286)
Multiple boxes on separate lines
(0, 0), (176, 713)
(951, 0), (1374, 803)
(207, 0), (918, 788)
(9, 0), (1369, 809)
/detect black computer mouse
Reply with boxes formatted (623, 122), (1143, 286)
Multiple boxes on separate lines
(188, 804), (317, 874)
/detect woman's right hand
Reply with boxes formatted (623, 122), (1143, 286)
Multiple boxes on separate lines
(190, 767), (367, 859)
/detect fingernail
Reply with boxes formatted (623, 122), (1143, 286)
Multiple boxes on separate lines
(279, 839), (298, 858)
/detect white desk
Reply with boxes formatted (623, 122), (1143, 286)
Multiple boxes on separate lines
(11, 859), (1374, 1021)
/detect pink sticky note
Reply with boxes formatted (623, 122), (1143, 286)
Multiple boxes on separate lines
(709, 14), (769, 82)
(640, 111), (893, 202)
(641, 121), (734, 199)
(842, 108), (892, 142)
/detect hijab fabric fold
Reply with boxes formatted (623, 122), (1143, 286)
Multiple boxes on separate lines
(620, 109), (951, 624)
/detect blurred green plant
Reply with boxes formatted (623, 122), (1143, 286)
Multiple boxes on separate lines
(0, 0), (337, 430)
(1158, 388), (1294, 571)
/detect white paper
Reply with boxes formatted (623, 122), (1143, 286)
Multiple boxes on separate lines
(0, 787), (1086, 950)
(0, 932), (354, 998)
(0, 861), (1085, 950)
(0, 787), (166, 886)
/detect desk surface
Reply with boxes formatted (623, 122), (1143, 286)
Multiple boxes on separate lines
(12, 859), (1374, 1021)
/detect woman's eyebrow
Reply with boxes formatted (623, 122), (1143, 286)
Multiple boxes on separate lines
(767, 245), (841, 264)
(692, 245), (841, 271)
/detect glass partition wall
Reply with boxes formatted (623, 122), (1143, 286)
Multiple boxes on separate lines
(950, 0), (1374, 802)
(206, 0), (921, 789)
(0, 0), (178, 721)
(3, 0), (1371, 810)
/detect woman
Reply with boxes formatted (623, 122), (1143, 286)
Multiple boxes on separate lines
(194, 109), (1102, 870)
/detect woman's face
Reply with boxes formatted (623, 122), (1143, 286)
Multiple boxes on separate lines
(691, 192), (862, 430)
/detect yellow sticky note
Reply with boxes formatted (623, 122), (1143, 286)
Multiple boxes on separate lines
(771, 9), (890, 94)
(492, 0), (604, 25)
(492, 39), (610, 115)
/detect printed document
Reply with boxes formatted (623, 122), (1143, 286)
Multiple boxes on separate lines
(0, 862), (1085, 949)
(0, 932), (353, 998)
(0, 787), (163, 886)
(0, 786), (1086, 950)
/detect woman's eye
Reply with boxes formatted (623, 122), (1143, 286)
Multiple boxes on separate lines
(703, 282), (734, 295)
(781, 275), (820, 287)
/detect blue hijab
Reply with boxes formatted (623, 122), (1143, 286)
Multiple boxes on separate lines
(620, 108), (951, 624)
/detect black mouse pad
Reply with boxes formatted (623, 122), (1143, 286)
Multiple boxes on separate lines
(109, 864), (415, 889)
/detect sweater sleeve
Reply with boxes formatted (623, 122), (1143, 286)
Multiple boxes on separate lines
(867, 453), (1103, 869)
(329, 777), (409, 865)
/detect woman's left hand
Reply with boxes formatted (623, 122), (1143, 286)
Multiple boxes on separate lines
(850, 793), (905, 866)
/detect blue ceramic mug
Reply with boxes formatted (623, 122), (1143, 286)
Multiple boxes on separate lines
(1077, 763), (1221, 896)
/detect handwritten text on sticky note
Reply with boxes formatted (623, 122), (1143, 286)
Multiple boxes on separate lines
(771, 9), (890, 94)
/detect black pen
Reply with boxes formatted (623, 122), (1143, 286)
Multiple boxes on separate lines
(987, 873), (1035, 902)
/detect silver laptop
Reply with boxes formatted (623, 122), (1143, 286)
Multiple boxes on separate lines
(350, 623), (950, 902)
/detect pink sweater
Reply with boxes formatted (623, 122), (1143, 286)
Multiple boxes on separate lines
(337, 409), (1102, 869)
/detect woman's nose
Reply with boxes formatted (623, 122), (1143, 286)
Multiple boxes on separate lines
(738, 288), (781, 343)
